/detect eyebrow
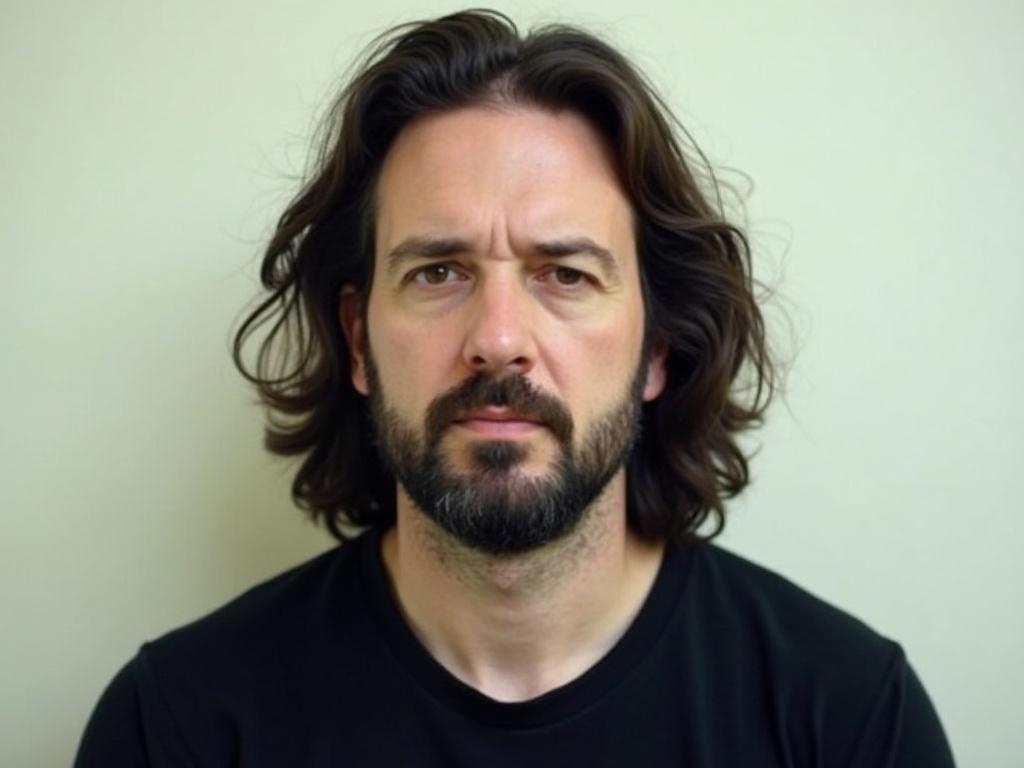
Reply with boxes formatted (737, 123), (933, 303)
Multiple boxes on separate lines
(383, 235), (621, 280)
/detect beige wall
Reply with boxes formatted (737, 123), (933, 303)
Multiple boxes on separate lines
(2, 1), (1020, 765)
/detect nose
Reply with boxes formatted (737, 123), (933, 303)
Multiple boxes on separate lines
(461, 270), (537, 377)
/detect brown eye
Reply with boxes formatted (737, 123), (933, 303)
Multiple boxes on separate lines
(553, 266), (584, 285)
(416, 264), (454, 285)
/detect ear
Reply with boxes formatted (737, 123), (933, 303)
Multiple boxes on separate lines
(339, 285), (369, 396)
(642, 338), (668, 402)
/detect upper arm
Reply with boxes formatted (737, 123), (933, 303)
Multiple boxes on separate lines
(74, 656), (151, 768)
(73, 649), (197, 768)
(845, 651), (956, 768)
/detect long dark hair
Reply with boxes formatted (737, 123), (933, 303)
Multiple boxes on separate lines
(232, 9), (777, 545)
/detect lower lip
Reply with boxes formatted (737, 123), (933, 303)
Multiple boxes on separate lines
(454, 419), (543, 437)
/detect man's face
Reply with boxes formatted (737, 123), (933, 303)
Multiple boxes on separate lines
(341, 105), (666, 554)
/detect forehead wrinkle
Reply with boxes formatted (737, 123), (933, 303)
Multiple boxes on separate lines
(382, 232), (623, 282)
(375, 114), (636, 282)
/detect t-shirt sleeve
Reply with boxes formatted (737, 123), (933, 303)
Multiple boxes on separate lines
(73, 650), (194, 768)
(845, 648), (956, 768)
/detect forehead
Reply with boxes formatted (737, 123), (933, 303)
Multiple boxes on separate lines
(373, 105), (635, 266)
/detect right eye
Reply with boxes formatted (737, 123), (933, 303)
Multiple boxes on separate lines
(409, 263), (463, 286)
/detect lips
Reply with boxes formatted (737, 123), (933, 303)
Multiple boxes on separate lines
(454, 407), (541, 424)
(451, 407), (544, 436)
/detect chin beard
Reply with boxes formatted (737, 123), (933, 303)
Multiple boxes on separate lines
(366, 359), (646, 556)
(397, 438), (618, 556)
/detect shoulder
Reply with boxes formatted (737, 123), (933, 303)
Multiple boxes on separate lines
(76, 536), (371, 766)
(677, 544), (894, 728)
(685, 542), (899, 667)
(674, 543), (954, 764)
(137, 534), (373, 718)
(145, 536), (364, 669)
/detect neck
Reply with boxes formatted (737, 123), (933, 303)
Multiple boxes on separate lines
(380, 471), (665, 702)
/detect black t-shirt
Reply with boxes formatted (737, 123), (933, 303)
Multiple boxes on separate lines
(74, 528), (955, 766)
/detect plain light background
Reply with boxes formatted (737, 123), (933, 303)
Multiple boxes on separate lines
(2, 1), (1020, 765)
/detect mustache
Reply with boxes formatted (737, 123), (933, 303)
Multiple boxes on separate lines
(424, 374), (574, 445)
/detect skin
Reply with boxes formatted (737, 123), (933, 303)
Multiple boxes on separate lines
(340, 104), (668, 702)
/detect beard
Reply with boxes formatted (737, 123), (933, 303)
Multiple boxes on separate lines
(364, 349), (648, 556)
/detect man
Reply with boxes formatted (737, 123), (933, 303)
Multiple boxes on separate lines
(76, 9), (955, 766)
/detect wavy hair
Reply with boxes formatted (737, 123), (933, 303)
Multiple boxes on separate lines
(232, 9), (777, 545)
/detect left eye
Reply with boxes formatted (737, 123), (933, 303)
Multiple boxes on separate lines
(553, 267), (584, 285)
(540, 266), (590, 288)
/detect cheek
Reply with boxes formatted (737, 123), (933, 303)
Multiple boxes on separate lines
(368, 312), (461, 412)
(543, 318), (642, 416)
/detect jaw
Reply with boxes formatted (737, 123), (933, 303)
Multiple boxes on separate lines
(392, 468), (627, 591)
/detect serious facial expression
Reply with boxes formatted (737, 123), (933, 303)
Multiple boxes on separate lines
(342, 105), (666, 553)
